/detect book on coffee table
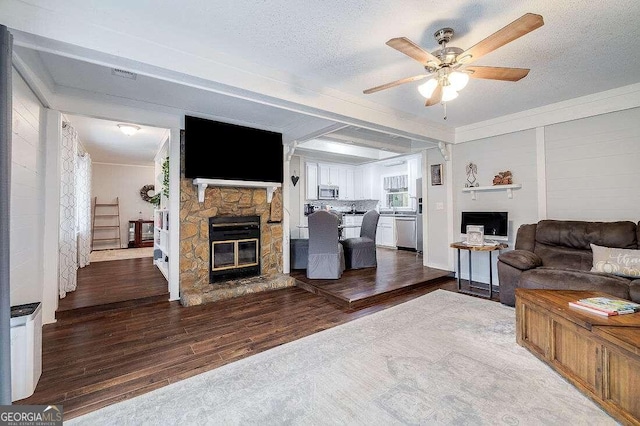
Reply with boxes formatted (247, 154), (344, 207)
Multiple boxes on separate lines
(569, 297), (640, 316)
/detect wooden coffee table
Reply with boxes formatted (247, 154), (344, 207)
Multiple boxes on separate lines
(515, 288), (640, 425)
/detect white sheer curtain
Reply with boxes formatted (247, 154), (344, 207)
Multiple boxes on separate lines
(59, 122), (78, 298)
(59, 122), (93, 297)
(76, 151), (92, 268)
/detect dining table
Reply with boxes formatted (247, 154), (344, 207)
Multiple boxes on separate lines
(296, 224), (360, 240)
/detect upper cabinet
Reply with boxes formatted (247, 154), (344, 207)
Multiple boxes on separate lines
(318, 164), (341, 186)
(344, 168), (355, 200)
(355, 165), (375, 200)
(302, 153), (421, 202)
(312, 162), (357, 200)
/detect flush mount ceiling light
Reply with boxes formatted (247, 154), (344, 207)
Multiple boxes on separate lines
(364, 13), (544, 119)
(118, 124), (141, 136)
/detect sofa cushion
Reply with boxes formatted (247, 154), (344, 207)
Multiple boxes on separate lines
(533, 220), (638, 270)
(518, 267), (631, 301)
(534, 244), (593, 271)
(536, 220), (638, 250)
(591, 244), (640, 278)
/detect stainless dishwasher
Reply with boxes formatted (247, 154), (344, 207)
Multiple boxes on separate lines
(395, 216), (416, 250)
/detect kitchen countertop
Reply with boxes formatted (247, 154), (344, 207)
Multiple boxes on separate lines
(379, 212), (417, 218)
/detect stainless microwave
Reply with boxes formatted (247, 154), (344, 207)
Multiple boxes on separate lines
(318, 184), (339, 200)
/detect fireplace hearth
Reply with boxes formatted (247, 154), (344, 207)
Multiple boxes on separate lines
(209, 215), (260, 283)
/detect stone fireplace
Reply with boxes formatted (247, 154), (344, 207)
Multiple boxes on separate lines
(179, 179), (294, 306)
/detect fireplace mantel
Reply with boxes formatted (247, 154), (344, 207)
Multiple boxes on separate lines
(192, 178), (282, 203)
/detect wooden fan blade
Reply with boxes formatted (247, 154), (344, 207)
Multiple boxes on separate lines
(386, 37), (442, 67)
(465, 66), (530, 81)
(456, 13), (543, 65)
(425, 84), (442, 106)
(363, 74), (429, 94)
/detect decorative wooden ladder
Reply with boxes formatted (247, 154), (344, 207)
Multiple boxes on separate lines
(91, 197), (121, 250)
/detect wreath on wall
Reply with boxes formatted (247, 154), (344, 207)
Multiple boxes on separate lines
(140, 184), (160, 207)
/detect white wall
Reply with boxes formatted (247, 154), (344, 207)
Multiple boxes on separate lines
(425, 149), (450, 271)
(91, 163), (155, 249)
(10, 68), (45, 306)
(446, 107), (640, 286)
(451, 129), (539, 284)
(288, 155), (302, 238)
(545, 108), (640, 221)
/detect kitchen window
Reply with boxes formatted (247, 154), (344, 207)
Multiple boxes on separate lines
(383, 175), (409, 208)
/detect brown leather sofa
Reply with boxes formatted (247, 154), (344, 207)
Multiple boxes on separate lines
(497, 219), (640, 306)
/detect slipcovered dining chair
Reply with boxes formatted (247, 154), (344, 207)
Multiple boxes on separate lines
(307, 210), (346, 279)
(340, 210), (380, 269)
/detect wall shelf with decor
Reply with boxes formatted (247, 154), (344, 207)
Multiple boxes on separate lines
(462, 184), (522, 200)
(154, 209), (169, 281)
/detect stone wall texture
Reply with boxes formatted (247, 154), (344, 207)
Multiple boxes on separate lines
(179, 178), (285, 298)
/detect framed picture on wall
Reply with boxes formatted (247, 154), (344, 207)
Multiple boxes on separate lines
(430, 164), (443, 186)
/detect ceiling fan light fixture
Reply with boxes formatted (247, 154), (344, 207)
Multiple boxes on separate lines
(441, 86), (458, 102)
(417, 78), (438, 98)
(118, 124), (141, 136)
(448, 71), (469, 91)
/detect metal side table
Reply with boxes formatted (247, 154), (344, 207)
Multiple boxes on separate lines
(450, 241), (508, 299)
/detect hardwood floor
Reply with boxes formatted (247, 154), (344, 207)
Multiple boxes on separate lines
(292, 247), (454, 307)
(57, 257), (169, 318)
(17, 249), (498, 420)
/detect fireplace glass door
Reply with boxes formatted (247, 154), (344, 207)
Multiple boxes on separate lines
(211, 238), (258, 272)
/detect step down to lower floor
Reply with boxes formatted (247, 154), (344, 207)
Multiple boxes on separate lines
(55, 293), (169, 322)
(294, 272), (454, 309)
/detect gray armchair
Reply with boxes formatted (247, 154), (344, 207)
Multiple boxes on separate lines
(340, 210), (380, 269)
(306, 210), (346, 279)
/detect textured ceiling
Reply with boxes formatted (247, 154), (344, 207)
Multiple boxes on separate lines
(4, 0), (640, 163)
(20, 0), (636, 127)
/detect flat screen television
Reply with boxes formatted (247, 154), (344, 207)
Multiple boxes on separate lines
(184, 115), (283, 183)
(461, 211), (509, 238)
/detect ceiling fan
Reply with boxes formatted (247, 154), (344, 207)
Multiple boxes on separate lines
(363, 13), (544, 108)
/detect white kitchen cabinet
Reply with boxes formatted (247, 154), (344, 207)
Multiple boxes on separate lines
(337, 168), (346, 199)
(353, 168), (364, 199)
(306, 162), (318, 200)
(318, 164), (332, 185)
(355, 165), (375, 200)
(376, 215), (396, 247)
(343, 214), (363, 238)
(298, 215), (309, 239)
(344, 168), (355, 200)
(318, 163), (355, 199)
(330, 167), (340, 186)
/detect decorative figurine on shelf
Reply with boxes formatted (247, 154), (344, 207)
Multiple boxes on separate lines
(492, 170), (513, 185)
(465, 162), (479, 187)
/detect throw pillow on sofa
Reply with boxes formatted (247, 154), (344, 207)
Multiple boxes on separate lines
(590, 243), (640, 278)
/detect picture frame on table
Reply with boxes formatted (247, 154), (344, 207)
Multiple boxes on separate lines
(466, 225), (484, 246)
(431, 164), (443, 186)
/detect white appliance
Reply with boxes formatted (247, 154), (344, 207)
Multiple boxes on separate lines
(10, 302), (42, 401)
(416, 178), (423, 253)
(318, 185), (339, 200)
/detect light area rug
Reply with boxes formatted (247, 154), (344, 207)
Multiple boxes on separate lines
(67, 290), (618, 425)
(89, 247), (154, 262)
